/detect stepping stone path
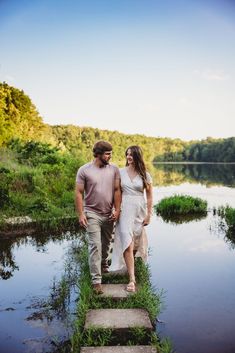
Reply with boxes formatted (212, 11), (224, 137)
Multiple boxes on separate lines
(100, 284), (136, 300)
(81, 346), (157, 353)
(81, 283), (157, 352)
(85, 308), (153, 331)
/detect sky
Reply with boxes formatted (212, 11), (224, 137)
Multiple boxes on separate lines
(0, 0), (234, 141)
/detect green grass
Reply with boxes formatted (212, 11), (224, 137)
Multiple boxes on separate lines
(154, 194), (207, 223)
(216, 206), (235, 246)
(0, 142), (84, 232)
(217, 206), (235, 230)
(71, 241), (172, 353)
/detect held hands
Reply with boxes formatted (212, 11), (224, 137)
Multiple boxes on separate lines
(142, 214), (151, 226)
(109, 209), (121, 222)
(79, 213), (88, 228)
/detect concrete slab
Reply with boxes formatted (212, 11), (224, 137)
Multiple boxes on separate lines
(84, 309), (153, 331)
(81, 346), (157, 353)
(100, 284), (136, 299)
(103, 269), (128, 277)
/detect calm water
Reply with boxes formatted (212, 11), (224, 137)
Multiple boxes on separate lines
(148, 163), (235, 353)
(0, 163), (235, 353)
(0, 233), (82, 353)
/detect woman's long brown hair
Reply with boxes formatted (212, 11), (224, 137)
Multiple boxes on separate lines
(125, 145), (149, 190)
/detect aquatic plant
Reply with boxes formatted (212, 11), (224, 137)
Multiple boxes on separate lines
(218, 206), (235, 231)
(215, 206), (235, 247)
(154, 194), (207, 222)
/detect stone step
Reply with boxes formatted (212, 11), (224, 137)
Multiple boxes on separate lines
(100, 284), (137, 300)
(81, 346), (157, 353)
(85, 308), (153, 332)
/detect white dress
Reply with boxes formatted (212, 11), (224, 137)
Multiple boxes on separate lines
(110, 167), (152, 272)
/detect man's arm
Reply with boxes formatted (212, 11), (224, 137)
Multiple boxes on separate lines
(111, 178), (122, 221)
(75, 183), (88, 228)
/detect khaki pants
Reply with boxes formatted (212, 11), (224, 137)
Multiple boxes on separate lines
(86, 211), (114, 284)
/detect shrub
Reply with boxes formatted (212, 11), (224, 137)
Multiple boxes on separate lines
(0, 167), (13, 208)
(8, 139), (61, 166)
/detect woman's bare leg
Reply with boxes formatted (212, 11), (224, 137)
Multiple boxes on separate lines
(123, 240), (135, 283)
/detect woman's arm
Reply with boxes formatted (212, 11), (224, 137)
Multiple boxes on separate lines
(111, 178), (122, 221)
(143, 183), (153, 226)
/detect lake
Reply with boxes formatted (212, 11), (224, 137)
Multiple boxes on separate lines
(148, 163), (235, 353)
(0, 163), (235, 353)
(0, 233), (82, 353)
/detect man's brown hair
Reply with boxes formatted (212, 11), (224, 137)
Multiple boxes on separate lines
(93, 140), (112, 157)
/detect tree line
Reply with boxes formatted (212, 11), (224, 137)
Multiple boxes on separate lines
(1, 82), (234, 162)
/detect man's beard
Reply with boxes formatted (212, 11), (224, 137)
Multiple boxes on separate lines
(99, 157), (109, 166)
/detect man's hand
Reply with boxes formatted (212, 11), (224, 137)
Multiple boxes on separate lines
(79, 213), (88, 228)
(110, 209), (120, 222)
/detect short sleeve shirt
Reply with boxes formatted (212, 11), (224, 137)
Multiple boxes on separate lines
(76, 162), (120, 216)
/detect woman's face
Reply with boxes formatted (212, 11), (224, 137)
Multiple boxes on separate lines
(126, 149), (134, 165)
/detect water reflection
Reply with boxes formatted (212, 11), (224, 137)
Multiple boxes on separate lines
(0, 231), (84, 353)
(0, 231), (81, 281)
(158, 212), (207, 225)
(211, 214), (235, 250)
(149, 165), (235, 353)
(0, 239), (19, 280)
(151, 163), (235, 187)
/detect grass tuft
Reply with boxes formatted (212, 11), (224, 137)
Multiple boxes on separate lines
(154, 194), (207, 224)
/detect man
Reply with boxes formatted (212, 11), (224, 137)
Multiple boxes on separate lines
(75, 140), (121, 294)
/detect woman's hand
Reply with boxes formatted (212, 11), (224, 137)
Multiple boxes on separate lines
(143, 214), (151, 226)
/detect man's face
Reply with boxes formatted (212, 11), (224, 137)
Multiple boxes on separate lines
(99, 151), (112, 165)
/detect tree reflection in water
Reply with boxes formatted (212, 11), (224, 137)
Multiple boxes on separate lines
(0, 230), (85, 353)
(0, 231), (83, 281)
(159, 212), (207, 225)
(0, 238), (19, 279)
(151, 163), (235, 187)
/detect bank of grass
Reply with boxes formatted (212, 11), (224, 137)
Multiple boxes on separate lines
(155, 194), (207, 221)
(71, 241), (172, 353)
(0, 141), (85, 232)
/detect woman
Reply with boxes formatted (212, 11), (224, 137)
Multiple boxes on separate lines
(110, 145), (153, 292)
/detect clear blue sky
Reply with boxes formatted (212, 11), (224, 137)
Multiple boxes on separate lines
(0, 0), (234, 140)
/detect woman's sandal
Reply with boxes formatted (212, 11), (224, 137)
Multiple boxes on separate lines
(126, 281), (136, 292)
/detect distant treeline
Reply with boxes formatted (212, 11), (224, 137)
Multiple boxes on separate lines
(1, 82), (234, 162)
(154, 137), (235, 163)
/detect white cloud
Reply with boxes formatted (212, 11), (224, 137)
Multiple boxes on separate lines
(193, 69), (229, 81)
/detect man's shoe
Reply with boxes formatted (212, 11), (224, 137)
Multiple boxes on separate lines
(92, 283), (103, 295)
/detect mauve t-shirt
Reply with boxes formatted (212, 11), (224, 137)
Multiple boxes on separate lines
(76, 162), (120, 216)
